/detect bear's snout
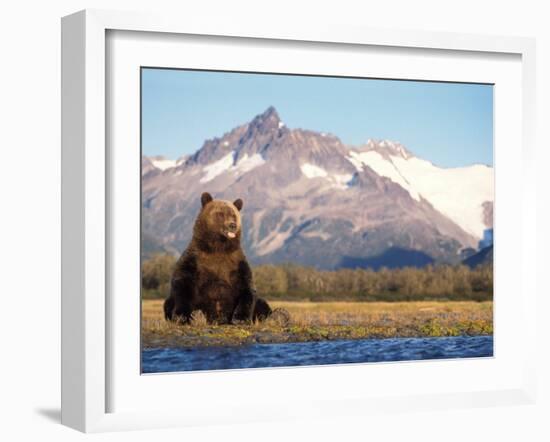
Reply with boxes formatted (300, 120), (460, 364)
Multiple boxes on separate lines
(225, 221), (238, 239)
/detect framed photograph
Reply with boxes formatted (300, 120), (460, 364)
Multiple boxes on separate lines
(140, 69), (496, 374)
(61, 9), (537, 432)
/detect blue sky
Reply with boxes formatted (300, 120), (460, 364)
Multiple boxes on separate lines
(142, 68), (493, 168)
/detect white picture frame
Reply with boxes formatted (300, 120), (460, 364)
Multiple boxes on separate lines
(61, 9), (537, 433)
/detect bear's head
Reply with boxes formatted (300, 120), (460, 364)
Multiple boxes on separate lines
(193, 192), (244, 251)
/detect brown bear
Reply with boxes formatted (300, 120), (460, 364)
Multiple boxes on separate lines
(163, 192), (274, 324)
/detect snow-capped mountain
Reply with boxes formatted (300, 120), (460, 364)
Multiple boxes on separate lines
(142, 107), (493, 269)
(348, 140), (493, 239)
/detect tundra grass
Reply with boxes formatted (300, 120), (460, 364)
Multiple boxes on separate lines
(141, 300), (493, 348)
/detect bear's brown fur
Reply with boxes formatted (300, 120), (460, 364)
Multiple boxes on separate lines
(164, 192), (273, 324)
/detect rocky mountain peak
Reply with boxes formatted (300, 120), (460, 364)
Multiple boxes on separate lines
(182, 107), (287, 168)
(360, 139), (413, 160)
(230, 107), (289, 162)
(250, 106), (283, 132)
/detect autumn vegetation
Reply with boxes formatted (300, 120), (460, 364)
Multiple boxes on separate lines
(141, 254), (493, 302)
(141, 299), (493, 347)
(141, 254), (493, 346)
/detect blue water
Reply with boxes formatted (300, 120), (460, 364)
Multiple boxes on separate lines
(142, 335), (493, 373)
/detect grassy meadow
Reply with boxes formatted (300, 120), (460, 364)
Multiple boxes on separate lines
(141, 254), (493, 348)
(141, 299), (493, 348)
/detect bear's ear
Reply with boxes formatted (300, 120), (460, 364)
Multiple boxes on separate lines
(233, 198), (243, 211)
(201, 192), (213, 208)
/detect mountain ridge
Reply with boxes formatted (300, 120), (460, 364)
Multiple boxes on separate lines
(142, 107), (493, 269)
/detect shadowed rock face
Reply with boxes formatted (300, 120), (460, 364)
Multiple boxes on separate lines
(482, 201), (493, 227)
(340, 247), (435, 270)
(142, 107), (490, 269)
(463, 245), (493, 268)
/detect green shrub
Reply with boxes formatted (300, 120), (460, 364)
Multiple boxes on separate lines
(141, 254), (177, 299)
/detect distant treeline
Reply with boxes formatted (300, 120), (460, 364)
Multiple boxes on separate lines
(141, 254), (493, 302)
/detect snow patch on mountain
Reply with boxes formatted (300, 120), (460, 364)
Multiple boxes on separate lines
(301, 163), (328, 178)
(200, 151), (236, 183)
(200, 151), (266, 183)
(149, 155), (188, 171)
(254, 217), (293, 256)
(151, 158), (177, 171)
(346, 152), (365, 170)
(301, 163), (353, 190)
(347, 151), (420, 200)
(234, 153), (266, 173)
(256, 230), (292, 256)
(390, 156), (493, 239)
(331, 173), (354, 190)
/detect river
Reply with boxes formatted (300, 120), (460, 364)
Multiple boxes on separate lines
(142, 335), (493, 373)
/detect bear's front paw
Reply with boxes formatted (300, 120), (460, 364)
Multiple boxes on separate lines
(231, 304), (253, 324)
